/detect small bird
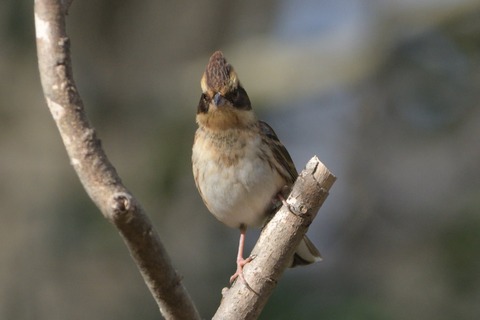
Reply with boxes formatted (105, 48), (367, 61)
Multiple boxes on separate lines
(192, 51), (321, 284)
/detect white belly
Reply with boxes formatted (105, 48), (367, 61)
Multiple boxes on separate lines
(193, 132), (284, 228)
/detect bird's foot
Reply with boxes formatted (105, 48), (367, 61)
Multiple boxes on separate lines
(277, 192), (289, 207)
(229, 256), (253, 284)
(230, 255), (258, 294)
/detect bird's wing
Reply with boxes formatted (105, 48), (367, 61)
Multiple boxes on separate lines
(258, 120), (298, 185)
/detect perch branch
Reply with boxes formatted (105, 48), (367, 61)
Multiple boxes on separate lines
(34, 0), (200, 319)
(213, 156), (336, 320)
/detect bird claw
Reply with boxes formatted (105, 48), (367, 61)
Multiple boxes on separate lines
(229, 256), (253, 284)
(229, 256), (258, 294)
(277, 192), (289, 207)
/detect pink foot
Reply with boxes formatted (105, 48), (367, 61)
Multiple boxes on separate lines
(229, 256), (253, 284)
(277, 192), (289, 207)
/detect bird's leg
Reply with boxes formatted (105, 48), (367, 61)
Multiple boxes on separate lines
(276, 187), (302, 217)
(277, 193), (288, 207)
(230, 225), (253, 284)
(270, 185), (291, 212)
(277, 185), (291, 207)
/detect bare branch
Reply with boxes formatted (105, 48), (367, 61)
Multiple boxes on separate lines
(213, 156), (336, 320)
(34, 1), (200, 319)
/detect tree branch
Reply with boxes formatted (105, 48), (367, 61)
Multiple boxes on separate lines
(34, 1), (200, 319)
(213, 156), (336, 320)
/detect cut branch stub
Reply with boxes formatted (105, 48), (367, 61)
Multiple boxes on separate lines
(213, 156), (336, 320)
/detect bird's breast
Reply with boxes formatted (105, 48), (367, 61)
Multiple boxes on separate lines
(192, 128), (284, 228)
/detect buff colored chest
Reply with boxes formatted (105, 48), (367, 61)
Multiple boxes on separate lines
(192, 128), (284, 228)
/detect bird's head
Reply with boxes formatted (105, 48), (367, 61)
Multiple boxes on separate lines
(196, 51), (255, 130)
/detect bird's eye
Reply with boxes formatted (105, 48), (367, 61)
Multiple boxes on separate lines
(225, 89), (239, 103)
(227, 86), (251, 110)
(197, 93), (209, 113)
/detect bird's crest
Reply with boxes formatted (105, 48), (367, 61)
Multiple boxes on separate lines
(201, 51), (238, 95)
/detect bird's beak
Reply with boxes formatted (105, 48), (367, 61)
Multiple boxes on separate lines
(213, 92), (224, 107)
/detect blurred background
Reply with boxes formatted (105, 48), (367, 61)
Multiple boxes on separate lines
(1, 0), (480, 319)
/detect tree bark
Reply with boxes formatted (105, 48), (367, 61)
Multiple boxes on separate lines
(213, 156), (335, 319)
(34, 1), (200, 319)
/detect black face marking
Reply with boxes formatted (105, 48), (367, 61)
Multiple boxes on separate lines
(197, 93), (209, 114)
(225, 86), (251, 110)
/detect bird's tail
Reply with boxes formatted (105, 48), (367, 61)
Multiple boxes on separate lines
(291, 235), (322, 267)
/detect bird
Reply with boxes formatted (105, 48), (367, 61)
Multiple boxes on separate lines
(192, 51), (321, 284)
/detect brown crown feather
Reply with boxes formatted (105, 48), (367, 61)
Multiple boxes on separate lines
(205, 51), (230, 91)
